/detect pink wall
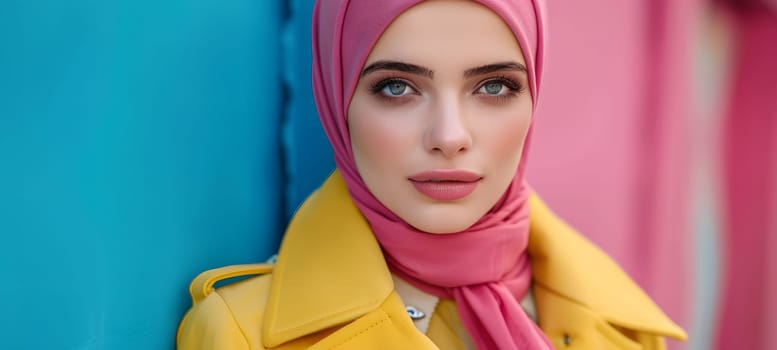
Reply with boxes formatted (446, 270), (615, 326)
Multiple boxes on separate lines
(527, 2), (703, 345)
(716, 7), (777, 350)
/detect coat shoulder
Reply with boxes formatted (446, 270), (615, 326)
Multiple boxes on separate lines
(177, 264), (275, 350)
(176, 263), (434, 350)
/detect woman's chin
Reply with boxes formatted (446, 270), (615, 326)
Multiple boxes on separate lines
(404, 213), (479, 234)
(387, 197), (497, 234)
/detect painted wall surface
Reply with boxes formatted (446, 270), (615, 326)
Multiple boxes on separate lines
(282, 0), (334, 217)
(0, 1), (283, 349)
(1, 0), (756, 349)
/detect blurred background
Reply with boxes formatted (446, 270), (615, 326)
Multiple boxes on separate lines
(1, 0), (775, 349)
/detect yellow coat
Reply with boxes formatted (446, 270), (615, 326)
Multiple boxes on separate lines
(177, 173), (686, 349)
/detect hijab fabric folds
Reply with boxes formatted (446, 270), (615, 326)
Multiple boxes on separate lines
(312, 0), (549, 348)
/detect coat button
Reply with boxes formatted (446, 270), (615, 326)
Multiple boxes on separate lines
(563, 334), (572, 346)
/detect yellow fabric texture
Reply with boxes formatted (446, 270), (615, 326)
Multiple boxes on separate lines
(177, 172), (687, 349)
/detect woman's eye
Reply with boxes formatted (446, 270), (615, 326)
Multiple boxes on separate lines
(380, 80), (414, 97)
(479, 81), (507, 95)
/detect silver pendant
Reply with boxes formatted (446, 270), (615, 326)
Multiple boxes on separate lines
(405, 306), (426, 320)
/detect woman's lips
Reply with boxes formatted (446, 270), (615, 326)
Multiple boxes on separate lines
(408, 170), (482, 201)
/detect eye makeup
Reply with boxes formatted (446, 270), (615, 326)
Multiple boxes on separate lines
(360, 64), (528, 105)
(368, 76), (421, 104)
(473, 75), (527, 104)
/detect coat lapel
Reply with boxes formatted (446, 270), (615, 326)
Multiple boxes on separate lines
(261, 172), (396, 348)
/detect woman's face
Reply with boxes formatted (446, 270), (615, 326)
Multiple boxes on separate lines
(348, 0), (532, 234)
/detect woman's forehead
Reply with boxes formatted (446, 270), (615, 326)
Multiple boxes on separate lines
(363, 0), (526, 72)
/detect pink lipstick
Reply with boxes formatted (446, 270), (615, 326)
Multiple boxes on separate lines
(408, 170), (482, 201)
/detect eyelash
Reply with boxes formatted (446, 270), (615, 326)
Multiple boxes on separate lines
(367, 76), (526, 103)
(369, 78), (417, 102)
(476, 76), (525, 103)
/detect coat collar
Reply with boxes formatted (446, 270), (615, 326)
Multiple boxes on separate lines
(262, 172), (686, 347)
(527, 195), (687, 340)
(261, 172), (393, 348)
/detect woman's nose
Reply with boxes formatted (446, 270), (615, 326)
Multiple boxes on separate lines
(423, 100), (472, 158)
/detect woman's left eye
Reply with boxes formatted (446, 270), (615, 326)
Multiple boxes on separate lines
(478, 81), (508, 95)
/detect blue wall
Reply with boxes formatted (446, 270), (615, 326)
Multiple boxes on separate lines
(1, 1), (285, 348)
(283, 0), (334, 217)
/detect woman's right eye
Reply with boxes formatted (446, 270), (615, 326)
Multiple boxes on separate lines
(372, 79), (416, 97)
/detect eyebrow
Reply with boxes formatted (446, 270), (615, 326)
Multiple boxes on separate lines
(464, 62), (527, 77)
(361, 60), (434, 78)
(360, 60), (527, 79)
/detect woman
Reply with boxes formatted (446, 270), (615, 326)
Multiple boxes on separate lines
(177, 0), (687, 349)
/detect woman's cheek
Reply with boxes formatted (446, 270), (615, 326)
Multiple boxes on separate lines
(350, 104), (416, 174)
(481, 107), (531, 165)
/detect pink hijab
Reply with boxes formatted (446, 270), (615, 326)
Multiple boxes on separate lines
(312, 0), (549, 348)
